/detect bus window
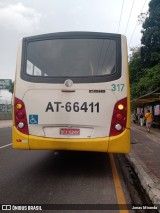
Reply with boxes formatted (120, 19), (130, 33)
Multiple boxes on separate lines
(26, 39), (116, 78)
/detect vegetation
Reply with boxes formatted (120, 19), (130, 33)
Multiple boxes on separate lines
(130, 64), (160, 98)
(129, 0), (160, 99)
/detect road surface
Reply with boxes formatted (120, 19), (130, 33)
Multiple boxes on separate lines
(0, 127), (156, 213)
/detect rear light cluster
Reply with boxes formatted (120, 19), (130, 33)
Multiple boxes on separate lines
(14, 97), (29, 134)
(110, 97), (127, 136)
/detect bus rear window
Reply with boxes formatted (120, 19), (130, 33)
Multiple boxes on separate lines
(26, 38), (117, 77)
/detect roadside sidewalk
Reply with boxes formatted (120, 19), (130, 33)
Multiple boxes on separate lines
(126, 123), (160, 206)
(0, 120), (12, 128)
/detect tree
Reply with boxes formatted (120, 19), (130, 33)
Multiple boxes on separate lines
(130, 64), (160, 99)
(141, 0), (160, 68)
(129, 0), (160, 99)
(129, 47), (143, 84)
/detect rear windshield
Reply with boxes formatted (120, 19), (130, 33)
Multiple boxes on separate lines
(26, 38), (117, 77)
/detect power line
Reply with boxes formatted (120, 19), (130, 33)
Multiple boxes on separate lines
(117, 0), (125, 33)
(124, 0), (135, 34)
(129, 0), (147, 46)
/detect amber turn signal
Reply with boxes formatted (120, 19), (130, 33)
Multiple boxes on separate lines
(16, 103), (23, 110)
(118, 104), (124, 110)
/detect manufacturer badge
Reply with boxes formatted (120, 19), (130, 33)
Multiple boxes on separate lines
(64, 79), (73, 87)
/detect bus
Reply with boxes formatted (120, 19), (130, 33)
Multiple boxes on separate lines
(12, 32), (130, 153)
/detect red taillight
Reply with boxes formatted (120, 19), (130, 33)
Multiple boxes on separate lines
(14, 97), (29, 134)
(110, 98), (127, 136)
(16, 112), (24, 119)
(115, 113), (123, 121)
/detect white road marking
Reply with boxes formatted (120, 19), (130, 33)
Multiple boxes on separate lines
(0, 143), (12, 149)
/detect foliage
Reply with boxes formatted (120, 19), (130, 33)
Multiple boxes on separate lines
(130, 64), (160, 98)
(129, 0), (160, 99)
(129, 47), (142, 84)
(141, 0), (160, 68)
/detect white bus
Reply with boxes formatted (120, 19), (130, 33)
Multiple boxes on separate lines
(13, 32), (130, 153)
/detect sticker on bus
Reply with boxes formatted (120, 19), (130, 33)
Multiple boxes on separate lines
(29, 115), (38, 125)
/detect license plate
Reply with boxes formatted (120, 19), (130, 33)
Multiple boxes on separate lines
(60, 128), (80, 135)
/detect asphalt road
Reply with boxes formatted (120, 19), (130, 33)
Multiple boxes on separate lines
(0, 128), (138, 213)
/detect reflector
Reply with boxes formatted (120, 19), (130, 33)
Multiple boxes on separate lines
(16, 112), (24, 119)
(116, 113), (123, 120)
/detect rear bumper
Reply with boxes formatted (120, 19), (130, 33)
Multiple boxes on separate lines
(12, 126), (130, 153)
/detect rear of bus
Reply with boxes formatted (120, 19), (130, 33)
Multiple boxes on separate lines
(12, 32), (130, 153)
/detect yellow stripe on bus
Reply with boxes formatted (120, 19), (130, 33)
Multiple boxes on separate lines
(109, 153), (129, 213)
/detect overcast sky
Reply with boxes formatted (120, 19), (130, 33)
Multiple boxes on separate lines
(0, 0), (150, 82)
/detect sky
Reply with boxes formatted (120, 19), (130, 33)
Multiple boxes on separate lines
(0, 0), (150, 100)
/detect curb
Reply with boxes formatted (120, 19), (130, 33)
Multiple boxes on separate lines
(126, 151), (160, 208)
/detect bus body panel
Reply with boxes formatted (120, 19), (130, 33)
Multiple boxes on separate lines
(22, 88), (117, 138)
(108, 129), (130, 153)
(12, 126), (130, 153)
(12, 126), (29, 149)
(12, 32), (130, 153)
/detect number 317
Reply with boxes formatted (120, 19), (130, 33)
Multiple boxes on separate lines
(111, 84), (125, 92)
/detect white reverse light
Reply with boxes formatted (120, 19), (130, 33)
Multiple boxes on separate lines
(115, 124), (122, 131)
(18, 122), (25, 129)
